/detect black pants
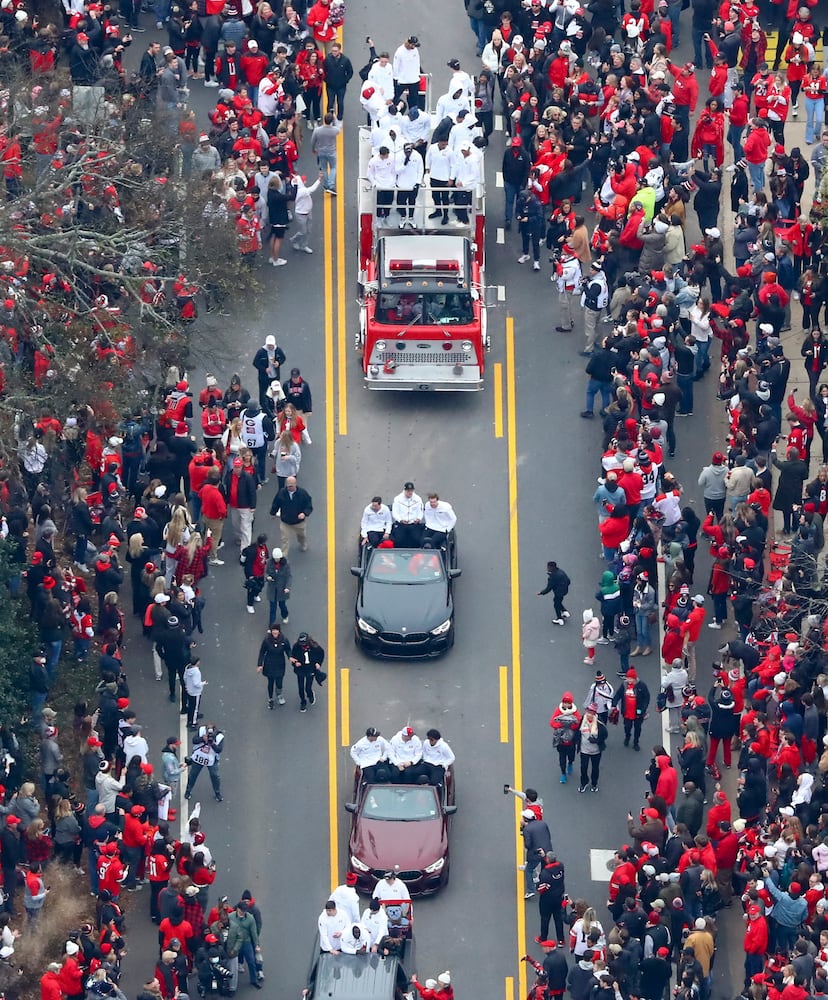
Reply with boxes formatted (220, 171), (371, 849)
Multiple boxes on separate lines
(150, 878), (167, 922)
(166, 661), (186, 708)
(579, 752), (601, 788)
(454, 189), (472, 223)
(394, 81), (424, 108)
(326, 85), (346, 117)
(185, 760), (220, 797)
(557, 743), (576, 775)
(539, 894), (565, 942)
(392, 522), (423, 547)
(360, 762), (392, 783)
(185, 46), (199, 71)
(266, 674), (284, 699)
(623, 717), (642, 747)
(185, 692), (201, 727)
(703, 496), (725, 519)
(377, 189), (394, 219)
(423, 528), (447, 548)
(430, 179), (451, 215)
(296, 669), (314, 706)
(396, 188), (417, 217)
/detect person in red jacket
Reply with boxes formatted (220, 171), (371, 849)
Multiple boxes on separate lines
(743, 117), (772, 192)
(599, 506), (631, 562)
(98, 842), (127, 898)
(122, 804), (149, 889)
(667, 62), (698, 135)
(239, 40), (269, 101)
(654, 754), (678, 818)
(607, 846), (637, 917)
(41, 962), (64, 1000)
(681, 595), (706, 682)
(712, 821), (738, 903)
(707, 546), (731, 628)
(661, 614), (684, 664)
(743, 904), (769, 987)
(200, 469), (227, 564)
(619, 202), (646, 266)
(58, 944), (85, 1000)
(783, 216), (814, 280)
(306, 0), (338, 49)
(705, 788), (731, 838)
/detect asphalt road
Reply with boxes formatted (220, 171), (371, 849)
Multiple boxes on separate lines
(113, 5), (744, 999)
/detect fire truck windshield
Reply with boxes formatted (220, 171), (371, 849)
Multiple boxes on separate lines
(375, 292), (474, 326)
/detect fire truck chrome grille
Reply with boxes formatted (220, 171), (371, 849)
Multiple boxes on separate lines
(377, 352), (471, 364)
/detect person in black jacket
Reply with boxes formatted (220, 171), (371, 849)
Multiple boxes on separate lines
(241, 534), (269, 613)
(282, 369), (312, 415)
(538, 560), (571, 624)
(256, 622), (291, 707)
(70, 489), (96, 571)
(582, 339), (617, 418)
(537, 851), (567, 944)
(252, 337), (287, 407)
(502, 139), (531, 230)
(323, 42), (353, 118)
(516, 178), (544, 270)
(161, 616), (194, 708)
(270, 477), (313, 556)
(290, 633), (325, 712)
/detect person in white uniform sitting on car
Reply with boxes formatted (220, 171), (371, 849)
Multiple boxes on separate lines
(350, 727), (392, 783)
(389, 726), (423, 781)
(360, 497), (393, 547)
(422, 493), (457, 548)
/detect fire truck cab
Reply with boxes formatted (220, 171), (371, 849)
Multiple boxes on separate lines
(357, 128), (489, 391)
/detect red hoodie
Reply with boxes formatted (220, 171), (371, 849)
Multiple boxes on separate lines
(655, 755), (678, 806)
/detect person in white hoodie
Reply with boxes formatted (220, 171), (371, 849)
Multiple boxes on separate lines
(123, 726), (149, 764)
(289, 171), (323, 253)
(392, 36), (422, 106)
(367, 147), (399, 220)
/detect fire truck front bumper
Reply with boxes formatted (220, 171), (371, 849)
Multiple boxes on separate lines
(364, 363), (483, 391)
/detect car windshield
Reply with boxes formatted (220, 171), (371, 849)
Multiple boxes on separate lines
(366, 549), (445, 584)
(362, 785), (440, 821)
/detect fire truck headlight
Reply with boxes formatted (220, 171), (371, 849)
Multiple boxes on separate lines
(461, 341), (472, 352)
(375, 340), (386, 352)
(369, 365), (379, 377)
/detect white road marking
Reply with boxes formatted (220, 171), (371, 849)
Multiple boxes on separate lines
(495, 115), (504, 132)
(498, 286), (506, 301)
(496, 171), (504, 188)
(590, 849), (617, 882)
(497, 228), (505, 244)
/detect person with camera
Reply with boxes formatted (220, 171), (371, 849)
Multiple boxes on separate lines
(184, 723), (225, 802)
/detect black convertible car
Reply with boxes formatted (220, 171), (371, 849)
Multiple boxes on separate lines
(350, 535), (461, 658)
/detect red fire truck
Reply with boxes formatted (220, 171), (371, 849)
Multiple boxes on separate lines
(356, 128), (489, 391)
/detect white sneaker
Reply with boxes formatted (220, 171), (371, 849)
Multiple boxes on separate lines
(274, 258), (287, 266)
(254, 595), (262, 602)
(247, 606), (255, 614)
(302, 246), (313, 254)
(552, 618), (565, 626)
(596, 637), (610, 644)
(517, 254), (530, 263)
(707, 621), (722, 629)
(209, 559), (225, 566)
(533, 261), (540, 270)
(562, 610), (570, 618)
(277, 694), (286, 705)
(204, 80), (219, 87)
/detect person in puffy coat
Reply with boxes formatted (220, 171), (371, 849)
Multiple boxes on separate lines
(582, 609), (601, 666)
(550, 693), (582, 784)
(706, 682), (738, 772)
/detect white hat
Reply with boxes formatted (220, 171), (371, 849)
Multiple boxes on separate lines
(438, 973), (451, 986)
(694, 918), (706, 930)
(642, 864), (656, 876)
(108, 436), (123, 448)
(248, 38), (258, 46)
(627, 151), (640, 161)
(792, 30), (804, 43)
(154, 593), (171, 604)
(779, 805), (795, 816)
(652, 392), (666, 406)
(774, 671), (787, 685)
(14, 8), (27, 18)
(764, 845), (777, 858)
(272, 548), (283, 560)
(759, 323), (774, 333)
(705, 227), (721, 238)
(692, 594), (705, 604)
(265, 335), (276, 346)
(651, 70), (665, 80)
(425, 982), (438, 991)
(733, 819), (746, 833)
(522, 809), (535, 819)
(65, 942), (79, 956)
(653, 220), (669, 234)
(154, 485), (167, 498)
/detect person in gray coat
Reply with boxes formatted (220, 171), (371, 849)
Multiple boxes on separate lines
(521, 812), (553, 899)
(697, 452), (728, 518)
(265, 548), (292, 624)
(637, 217), (668, 272)
(191, 135), (221, 177)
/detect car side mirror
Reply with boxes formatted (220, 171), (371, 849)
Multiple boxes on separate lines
(344, 802), (357, 813)
(444, 805), (457, 816)
(449, 568), (462, 579)
(350, 567), (363, 578)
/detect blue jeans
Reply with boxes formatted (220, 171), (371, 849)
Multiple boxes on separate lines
(727, 124), (744, 159)
(73, 638), (91, 661)
(692, 27), (713, 67)
(668, 0), (682, 43)
(189, 490), (202, 526)
(524, 855), (542, 892)
(318, 151), (337, 191)
(7, 574), (20, 597)
(634, 611), (651, 648)
(467, 15), (488, 52)
(806, 97), (824, 143)
(695, 339), (710, 376)
(268, 599), (289, 622)
(86, 787), (99, 812)
(504, 181), (519, 225)
(748, 160), (765, 192)
(30, 691), (46, 730)
(238, 940), (258, 984)
(585, 378), (612, 413)
(45, 640), (62, 683)
(677, 372), (694, 413)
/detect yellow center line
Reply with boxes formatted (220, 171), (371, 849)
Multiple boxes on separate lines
(499, 665), (509, 743)
(340, 668), (350, 747)
(505, 977), (515, 1000)
(493, 362), (504, 438)
(324, 182), (340, 891)
(505, 316), (527, 997)
(336, 124), (348, 437)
